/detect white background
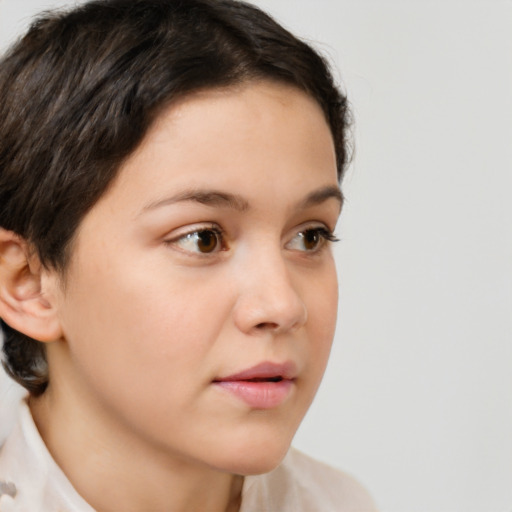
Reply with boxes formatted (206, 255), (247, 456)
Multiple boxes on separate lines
(1, 1), (511, 511)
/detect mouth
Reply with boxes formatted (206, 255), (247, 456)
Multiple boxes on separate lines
(239, 376), (284, 383)
(214, 361), (297, 383)
(212, 361), (297, 409)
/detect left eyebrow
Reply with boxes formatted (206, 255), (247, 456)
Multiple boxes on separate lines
(297, 185), (343, 211)
(141, 189), (250, 213)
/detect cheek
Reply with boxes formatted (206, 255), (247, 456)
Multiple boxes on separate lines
(58, 257), (230, 391)
(305, 264), (338, 360)
(55, 268), (235, 439)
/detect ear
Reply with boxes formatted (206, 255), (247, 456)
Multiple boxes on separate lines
(0, 228), (63, 342)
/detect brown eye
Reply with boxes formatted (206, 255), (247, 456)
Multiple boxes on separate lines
(286, 227), (338, 253)
(195, 230), (219, 253)
(302, 229), (321, 251)
(170, 227), (224, 254)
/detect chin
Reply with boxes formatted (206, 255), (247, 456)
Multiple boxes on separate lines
(236, 451), (289, 476)
(223, 448), (290, 476)
(208, 427), (295, 476)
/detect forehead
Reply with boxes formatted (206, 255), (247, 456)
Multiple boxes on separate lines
(83, 81), (338, 220)
(137, 82), (334, 172)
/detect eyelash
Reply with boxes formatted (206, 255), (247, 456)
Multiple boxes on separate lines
(288, 227), (339, 253)
(165, 224), (339, 256)
(164, 224), (226, 255)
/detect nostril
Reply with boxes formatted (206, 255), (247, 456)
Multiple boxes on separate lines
(255, 321), (279, 330)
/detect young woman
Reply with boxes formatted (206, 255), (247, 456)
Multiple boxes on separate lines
(0, 0), (376, 510)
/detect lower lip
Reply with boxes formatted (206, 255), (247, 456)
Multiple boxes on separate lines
(213, 380), (294, 409)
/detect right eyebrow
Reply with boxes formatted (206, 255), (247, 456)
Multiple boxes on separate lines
(140, 189), (250, 215)
(298, 185), (343, 211)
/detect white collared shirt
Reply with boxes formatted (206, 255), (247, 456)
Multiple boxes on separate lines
(0, 400), (377, 512)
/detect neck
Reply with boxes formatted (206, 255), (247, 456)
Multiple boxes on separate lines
(29, 386), (244, 512)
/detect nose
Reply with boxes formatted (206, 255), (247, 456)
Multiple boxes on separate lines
(233, 251), (308, 336)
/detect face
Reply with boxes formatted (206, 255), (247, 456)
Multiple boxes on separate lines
(48, 81), (341, 475)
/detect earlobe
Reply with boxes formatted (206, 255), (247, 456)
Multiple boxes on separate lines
(0, 228), (63, 342)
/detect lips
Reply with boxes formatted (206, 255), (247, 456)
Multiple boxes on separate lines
(215, 361), (297, 383)
(213, 361), (297, 409)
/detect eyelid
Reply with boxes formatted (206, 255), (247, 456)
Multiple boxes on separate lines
(285, 223), (339, 252)
(163, 223), (226, 255)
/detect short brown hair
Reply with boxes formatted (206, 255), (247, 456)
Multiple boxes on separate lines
(0, 0), (350, 395)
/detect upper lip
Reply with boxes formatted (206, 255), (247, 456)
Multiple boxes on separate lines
(214, 361), (298, 382)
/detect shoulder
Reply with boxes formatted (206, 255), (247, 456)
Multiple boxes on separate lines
(0, 409), (28, 511)
(241, 447), (378, 512)
(284, 448), (378, 510)
(0, 399), (95, 512)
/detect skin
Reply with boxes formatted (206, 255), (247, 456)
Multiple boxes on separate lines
(24, 81), (341, 511)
